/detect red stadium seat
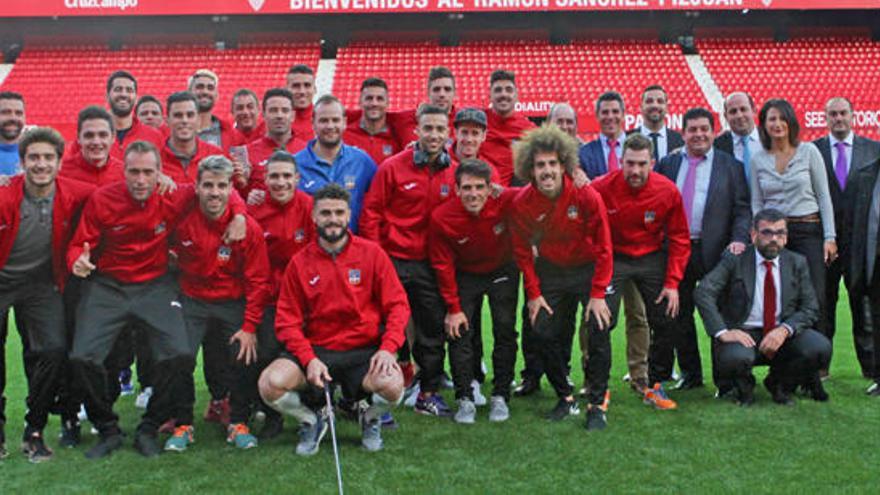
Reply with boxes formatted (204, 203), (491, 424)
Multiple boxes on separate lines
(0, 42), (322, 138)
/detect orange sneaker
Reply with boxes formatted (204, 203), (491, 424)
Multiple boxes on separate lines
(226, 423), (258, 449)
(643, 383), (677, 410)
(164, 425), (194, 452)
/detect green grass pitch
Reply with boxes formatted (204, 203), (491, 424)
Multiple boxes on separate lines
(0, 287), (878, 493)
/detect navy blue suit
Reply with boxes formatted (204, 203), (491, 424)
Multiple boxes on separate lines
(578, 139), (608, 180)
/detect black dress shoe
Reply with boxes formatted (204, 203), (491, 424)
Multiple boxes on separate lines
(513, 378), (540, 397)
(85, 431), (124, 459)
(133, 430), (161, 458)
(764, 374), (794, 406)
(805, 372), (829, 402)
(734, 376), (755, 407)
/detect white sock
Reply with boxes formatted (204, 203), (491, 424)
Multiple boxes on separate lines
(269, 391), (317, 425)
(363, 392), (401, 423)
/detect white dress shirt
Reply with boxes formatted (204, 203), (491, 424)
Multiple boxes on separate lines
(714, 249), (785, 338)
(639, 126), (669, 158)
(674, 148), (714, 239)
(733, 128), (761, 164)
(742, 250), (782, 329)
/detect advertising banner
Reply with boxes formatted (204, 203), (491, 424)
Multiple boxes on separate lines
(2, 0), (877, 18)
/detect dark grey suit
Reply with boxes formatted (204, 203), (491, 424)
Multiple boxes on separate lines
(653, 149), (752, 384)
(695, 249), (831, 390)
(713, 131), (735, 157)
(812, 134), (880, 374)
(847, 157), (880, 381)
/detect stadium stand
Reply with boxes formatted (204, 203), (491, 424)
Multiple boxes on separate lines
(0, 40), (321, 139)
(334, 38), (710, 138)
(3, 34), (879, 141)
(698, 36), (880, 140)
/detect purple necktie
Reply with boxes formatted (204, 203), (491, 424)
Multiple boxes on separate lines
(835, 141), (849, 190)
(682, 155), (701, 226)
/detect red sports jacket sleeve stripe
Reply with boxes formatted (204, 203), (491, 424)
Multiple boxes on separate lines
(241, 221), (271, 333)
(66, 193), (104, 273)
(358, 162), (390, 242)
(275, 258), (316, 365)
(427, 214), (462, 314)
(509, 198), (542, 301)
(581, 186), (614, 299)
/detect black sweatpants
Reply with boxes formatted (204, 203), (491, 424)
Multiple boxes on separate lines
(254, 306), (284, 422)
(70, 274), (191, 436)
(532, 259), (596, 400)
(519, 293), (576, 383)
(0, 276), (66, 432)
(449, 263), (519, 401)
(651, 241), (705, 383)
(179, 296), (268, 426)
(391, 258), (447, 394)
(587, 251), (677, 406)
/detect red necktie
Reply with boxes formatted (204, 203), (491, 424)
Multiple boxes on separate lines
(763, 260), (776, 335)
(607, 139), (619, 173)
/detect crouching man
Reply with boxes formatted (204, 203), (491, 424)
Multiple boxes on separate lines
(258, 184), (410, 454)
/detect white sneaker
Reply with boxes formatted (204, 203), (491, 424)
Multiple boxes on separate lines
(488, 396), (509, 422)
(77, 404), (88, 422)
(454, 399), (476, 424)
(471, 380), (487, 407)
(135, 387), (153, 410)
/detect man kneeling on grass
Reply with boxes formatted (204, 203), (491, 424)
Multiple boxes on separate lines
(258, 183), (409, 454)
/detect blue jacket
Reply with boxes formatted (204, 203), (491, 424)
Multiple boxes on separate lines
(0, 143), (19, 176)
(295, 141), (377, 233)
(578, 139), (607, 180)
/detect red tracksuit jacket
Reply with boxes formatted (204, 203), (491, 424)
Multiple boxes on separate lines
(347, 106), (458, 151)
(59, 149), (125, 187)
(343, 122), (400, 166)
(590, 170), (691, 289)
(67, 182), (245, 284)
(110, 118), (164, 162)
(242, 135), (309, 195)
(214, 115), (247, 152)
(359, 147), (457, 260)
(0, 176), (95, 292)
(275, 234), (410, 366)
(483, 110), (536, 186)
(428, 188), (518, 313)
(292, 106), (315, 142)
(510, 176), (613, 300)
(160, 139), (226, 185)
(171, 207), (270, 333)
(248, 190), (315, 299)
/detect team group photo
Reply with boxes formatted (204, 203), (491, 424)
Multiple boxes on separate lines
(0, 1), (879, 493)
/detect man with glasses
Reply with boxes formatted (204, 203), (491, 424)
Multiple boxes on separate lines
(695, 209), (831, 406)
